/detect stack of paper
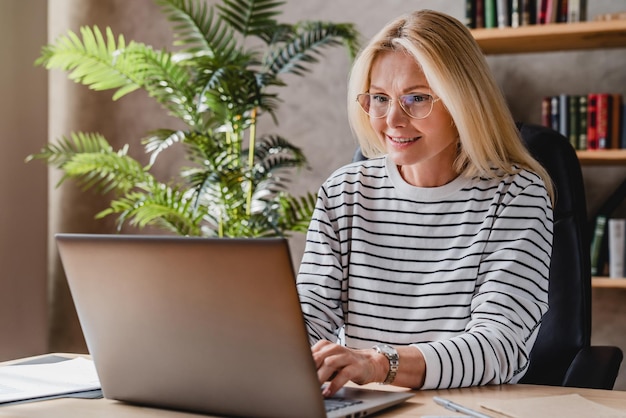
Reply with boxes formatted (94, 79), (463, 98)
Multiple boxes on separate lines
(0, 357), (101, 404)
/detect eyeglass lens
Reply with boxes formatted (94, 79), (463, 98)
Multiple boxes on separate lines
(357, 93), (435, 119)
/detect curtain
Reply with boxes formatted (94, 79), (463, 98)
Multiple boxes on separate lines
(48, 0), (180, 352)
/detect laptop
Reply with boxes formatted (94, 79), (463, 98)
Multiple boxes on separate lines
(56, 234), (413, 418)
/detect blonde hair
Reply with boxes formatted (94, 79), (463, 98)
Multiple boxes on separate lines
(347, 9), (554, 201)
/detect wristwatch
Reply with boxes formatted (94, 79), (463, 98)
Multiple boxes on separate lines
(373, 344), (399, 384)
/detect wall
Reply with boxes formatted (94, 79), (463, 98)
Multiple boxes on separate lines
(0, 0), (48, 360)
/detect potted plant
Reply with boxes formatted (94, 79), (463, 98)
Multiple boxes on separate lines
(28, 0), (360, 237)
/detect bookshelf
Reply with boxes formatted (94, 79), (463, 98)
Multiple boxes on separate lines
(472, 21), (626, 288)
(593, 277), (626, 289)
(577, 150), (626, 165)
(472, 20), (626, 54)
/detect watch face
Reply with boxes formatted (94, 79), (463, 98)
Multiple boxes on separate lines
(376, 344), (398, 358)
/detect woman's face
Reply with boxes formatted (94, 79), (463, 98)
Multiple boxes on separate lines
(367, 51), (459, 187)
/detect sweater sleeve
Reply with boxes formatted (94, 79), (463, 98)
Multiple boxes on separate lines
(414, 176), (553, 389)
(296, 184), (346, 344)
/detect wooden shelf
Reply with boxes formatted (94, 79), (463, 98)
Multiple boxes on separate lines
(576, 149), (626, 165)
(593, 277), (626, 288)
(472, 20), (626, 54)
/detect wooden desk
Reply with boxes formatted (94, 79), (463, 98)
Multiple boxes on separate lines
(0, 383), (625, 417)
(2, 355), (626, 417)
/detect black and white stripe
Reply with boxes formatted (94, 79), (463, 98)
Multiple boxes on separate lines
(296, 155), (553, 389)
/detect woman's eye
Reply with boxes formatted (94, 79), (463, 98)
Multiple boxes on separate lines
(371, 94), (389, 103)
(407, 94), (429, 104)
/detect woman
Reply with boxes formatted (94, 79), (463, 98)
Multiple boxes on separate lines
(296, 9), (554, 397)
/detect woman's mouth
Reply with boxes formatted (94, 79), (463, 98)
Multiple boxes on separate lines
(388, 135), (419, 144)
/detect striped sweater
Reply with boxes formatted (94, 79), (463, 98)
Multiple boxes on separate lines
(296, 155), (553, 389)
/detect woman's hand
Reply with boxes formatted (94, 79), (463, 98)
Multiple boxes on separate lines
(311, 339), (388, 397)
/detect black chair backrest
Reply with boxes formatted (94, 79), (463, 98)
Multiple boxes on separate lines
(515, 122), (590, 385)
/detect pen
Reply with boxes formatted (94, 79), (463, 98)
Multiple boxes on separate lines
(433, 396), (493, 418)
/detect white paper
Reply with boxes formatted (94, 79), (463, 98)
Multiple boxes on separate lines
(0, 357), (100, 403)
(480, 393), (626, 418)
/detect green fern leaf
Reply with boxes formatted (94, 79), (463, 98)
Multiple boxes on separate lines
(25, 132), (113, 167)
(63, 148), (150, 194)
(265, 21), (360, 76)
(36, 26), (147, 100)
(99, 185), (207, 236)
(156, 0), (237, 58)
(217, 0), (285, 40)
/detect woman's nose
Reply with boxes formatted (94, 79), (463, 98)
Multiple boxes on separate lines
(386, 99), (409, 127)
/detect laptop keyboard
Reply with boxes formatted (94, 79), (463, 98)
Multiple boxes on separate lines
(324, 396), (363, 412)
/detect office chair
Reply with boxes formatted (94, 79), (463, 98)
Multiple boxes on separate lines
(352, 122), (623, 389)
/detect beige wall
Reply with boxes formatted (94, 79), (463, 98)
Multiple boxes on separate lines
(3, 0), (626, 388)
(0, 0), (48, 360)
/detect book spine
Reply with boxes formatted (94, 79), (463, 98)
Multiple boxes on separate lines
(550, 96), (560, 132)
(521, 0), (533, 25)
(591, 215), (608, 276)
(596, 93), (610, 149)
(538, 0), (548, 24)
(569, 94), (579, 149)
(541, 96), (552, 128)
(540, 0), (557, 23)
(621, 100), (626, 149)
(608, 218), (626, 279)
(466, 0), (477, 28)
(558, 94), (569, 138)
(579, 0), (587, 21)
(587, 93), (598, 150)
(558, 0), (568, 22)
(578, 95), (588, 150)
(476, 0), (485, 28)
(497, 0), (510, 27)
(611, 93), (622, 149)
(511, 0), (521, 27)
(485, 0), (497, 28)
(568, 0), (580, 22)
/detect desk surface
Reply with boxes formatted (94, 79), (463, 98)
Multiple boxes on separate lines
(2, 355), (626, 418)
(1, 383), (626, 418)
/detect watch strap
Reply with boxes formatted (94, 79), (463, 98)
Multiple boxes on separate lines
(373, 344), (399, 384)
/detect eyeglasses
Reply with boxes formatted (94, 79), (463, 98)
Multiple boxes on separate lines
(356, 93), (440, 119)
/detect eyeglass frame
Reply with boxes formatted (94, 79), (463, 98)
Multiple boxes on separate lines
(356, 92), (441, 120)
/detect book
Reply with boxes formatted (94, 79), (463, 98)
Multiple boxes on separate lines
(557, 0), (568, 22)
(587, 93), (598, 150)
(568, 95), (579, 149)
(621, 101), (626, 149)
(485, 0), (497, 28)
(596, 93), (610, 149)
(496, 0), (510, 27)
(548, 0), (559, 22)
(476, 0), (485, 28)
(550, 96), (560, 133)
(608, 218), (626, 278)
(578, 0), (587, 21)
(590, 215), (607, 276)
(541, 96), (552, 128)
(611, 93), (622, 149)
(578, 95), (588, 150)
(538, 0), (558, 23)
(521, 0), (534, 25)
(466, 0), (476, 28)
(568, 0), (583, 22)
(558, 94), (569, 139)
(511, 0), (521, 27)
